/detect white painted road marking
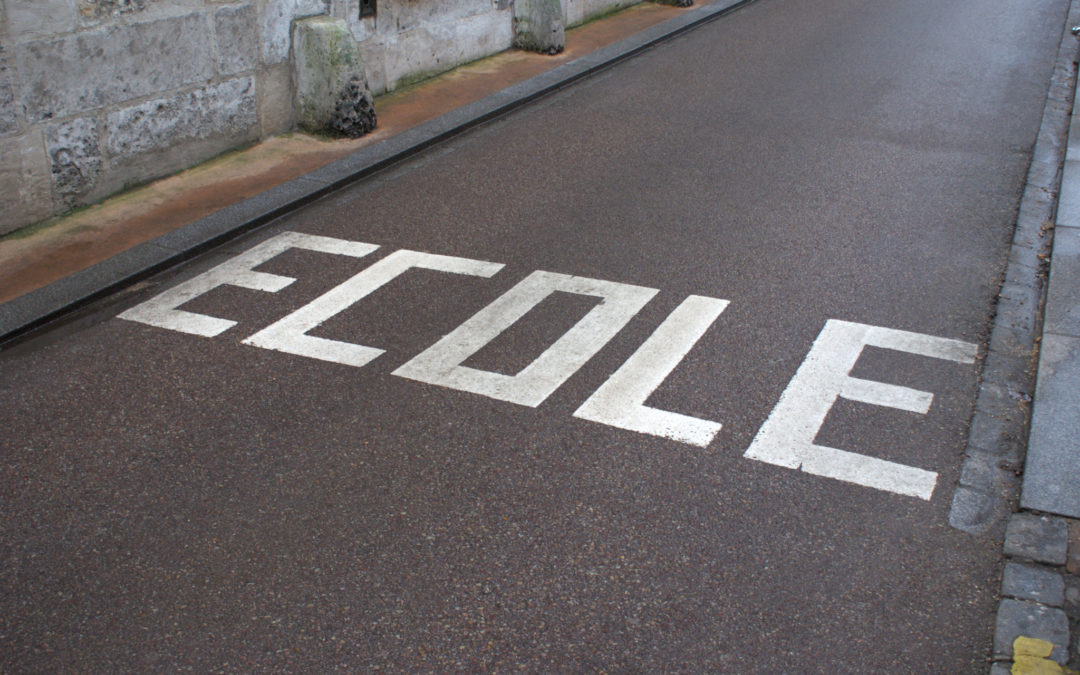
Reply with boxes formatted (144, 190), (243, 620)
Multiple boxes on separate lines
(743, 320), (978, 500)
(118, 232), (378, 337)
(120, 232), (982, 500)
(392, 271), (657, 407)
(573, 295), (728, 447)
(243, 250), (504, 368)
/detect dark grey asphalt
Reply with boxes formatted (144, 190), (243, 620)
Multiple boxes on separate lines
(1, 0), (1069, 670)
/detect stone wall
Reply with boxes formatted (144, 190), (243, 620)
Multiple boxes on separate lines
(353, 0), (516, 96)
(563, 0), (641, 28)
(1, 0), (272, 234)
(0, 0), (644, 235)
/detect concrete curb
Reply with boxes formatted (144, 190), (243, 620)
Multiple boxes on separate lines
(0, 0), (756, 348)
(948, 0), (1079, 539)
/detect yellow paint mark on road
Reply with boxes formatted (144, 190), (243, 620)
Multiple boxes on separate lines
(1011, 636), (1078, 675)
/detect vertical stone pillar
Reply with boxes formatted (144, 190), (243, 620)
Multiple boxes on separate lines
(291, 16), (376, 138)
(514, 0), (565, 55)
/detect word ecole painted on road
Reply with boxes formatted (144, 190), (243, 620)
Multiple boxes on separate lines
(119, 232), (978, 501)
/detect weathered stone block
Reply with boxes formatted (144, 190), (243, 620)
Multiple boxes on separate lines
(0, 131), (54, 236)
(949, 485), (1009, 536)
(979, 349), (1034, 400)
(292, 16), (374, 137)
(563, 0), (639, 28)
(515, 0), (565, 54)
(0, 83), (15, 138)
(993, 599), (1070, 665)
(344, 5), (377, 45)
(966, 407), (1024, 462)
(15, 13), (215, 123)
(987, 323), (1036, 359)
(378, 0), (501, 36)
(973, 379), (1028, 420)
(106, 77), (258, 158)
(379, 10), (513, 92)
(1005, 513), (1070, 565)
(46, 117), (102, 209)
(258, 63), (297, 137)
(5, 0), (78, 42)
(78, 0), (206, 28)
(0, 52), (17, 137)
(958, 451), (1018, 494)
(357, 43), (388, 95)
(1002, 563), (1066, 606)
(78, 0), (159, 24)
(262, 0), (332, 64)
(215, 4), (259, 76)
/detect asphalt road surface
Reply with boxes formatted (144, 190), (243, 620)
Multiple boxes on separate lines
(1, 0), (1070, 670)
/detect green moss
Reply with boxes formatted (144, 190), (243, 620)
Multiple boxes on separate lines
(0, 139), (271, 243)
(0, 215), (67, 242)
(382, 48), (516, 95)
(391, 67), (449, 92)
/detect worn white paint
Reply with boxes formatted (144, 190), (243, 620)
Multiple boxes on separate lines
(573, 295), (728, 447)
(118, 231), (378, 337)
(743, 320), (978, 500)
(243, 249), (503, 367)
(392, 270), (657, 407)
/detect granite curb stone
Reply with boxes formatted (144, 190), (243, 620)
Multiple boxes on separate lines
(1004, 513), (1071, 566)
(1003, 562), (1067, 607)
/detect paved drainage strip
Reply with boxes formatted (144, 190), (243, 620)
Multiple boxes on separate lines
(0, 0), (758, 349)
(944, 1), (1080, 671)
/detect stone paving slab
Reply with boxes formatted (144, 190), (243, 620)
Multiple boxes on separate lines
(1021, 333), (1080, 518)
(1044, 224), (1080, 336)
(1058, 159), (1080, 227)
(1019, 15), (1080, 523)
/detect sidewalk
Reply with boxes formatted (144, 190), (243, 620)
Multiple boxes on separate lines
(0, 0), (745, 343)
(987, 13), (1080, 673)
